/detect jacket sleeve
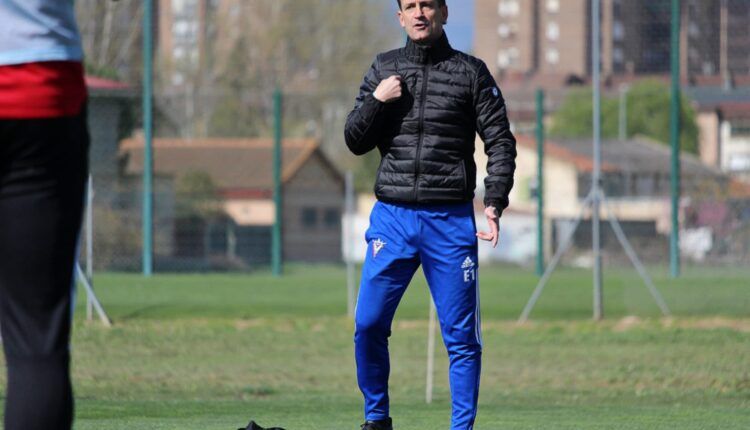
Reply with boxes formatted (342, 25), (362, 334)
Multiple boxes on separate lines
(473, 61), (517, 214)
(344, 58), (387, 156)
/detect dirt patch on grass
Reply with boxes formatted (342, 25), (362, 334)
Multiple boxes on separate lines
(614, 316), (642, 332)
(141, 316), (750, 334)
(233, 319), (265, 331)
(395, 320), (427, 329)
(600, 316), (750, 333)
(664, 317), (750, 332)
(394, 317), (750, 333)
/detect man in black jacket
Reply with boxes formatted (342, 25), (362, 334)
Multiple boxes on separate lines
(345, 1), (516, 429)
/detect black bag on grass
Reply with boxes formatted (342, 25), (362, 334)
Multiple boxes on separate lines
(238, 420), (286, 430)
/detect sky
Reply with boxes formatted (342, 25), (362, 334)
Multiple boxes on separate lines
(386, 0), (475, 53)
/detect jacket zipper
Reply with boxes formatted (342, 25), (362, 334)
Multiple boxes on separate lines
(414, 59), (431, 201)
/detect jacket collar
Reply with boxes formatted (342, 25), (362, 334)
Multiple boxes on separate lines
(403, 32), (453, 64)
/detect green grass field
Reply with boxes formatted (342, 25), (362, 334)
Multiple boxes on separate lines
(3, 265), (749, 429)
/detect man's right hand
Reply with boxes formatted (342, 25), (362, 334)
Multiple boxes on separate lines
(373, 75), (402, 103)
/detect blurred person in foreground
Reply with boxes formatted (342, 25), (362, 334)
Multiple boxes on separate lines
(344, 0), (516, 429)
(0, 0), (89, 428)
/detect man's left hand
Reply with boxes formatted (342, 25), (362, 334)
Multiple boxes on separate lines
(476, 206), (500, 248)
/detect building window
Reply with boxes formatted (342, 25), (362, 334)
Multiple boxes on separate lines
(546, 22), (559, 40)
(497, 50), (510, 68)
(634, 174), (655, 196)
(498, 0), (519, 17)
(701, 61), (716, 75)
(324, 208), (340, 229)
(613, 47), (624, 63)
(498, 23), (518, 39)
(173, 47), (186, 60)
(546, 0), (560, 13)
(498, 47), (520, 68)
(728, 154), (750, 171)
(172, 0), (187, 14)
(613, 21), (625, 41)
(171, 72), (185, 86)
(301, 207), (317, 227)
(174, 21), (191, 37)
(731, 122), (750, 137)
(603, 173), (626, 197)
(498, 24), (511, 38)
(688, 22), (700, 38)
(546, 48), (559, 64)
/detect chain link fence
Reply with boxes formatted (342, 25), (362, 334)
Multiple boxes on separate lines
(77, 0), (399, 272)
(482, 0), (750, 269)
(78, 0), (750, 272)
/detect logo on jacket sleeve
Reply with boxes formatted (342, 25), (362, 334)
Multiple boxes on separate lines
(372, 238), (386, 258)
(462, 256), (476, 282)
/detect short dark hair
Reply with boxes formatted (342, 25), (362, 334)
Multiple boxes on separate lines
(396, 0), (447, 9)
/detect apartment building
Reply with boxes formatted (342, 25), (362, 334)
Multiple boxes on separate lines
(476, 0), (750, 80)
(538, 0), (590, 76)
(682, 0), (750, 78)
(475, 0), (538, 75)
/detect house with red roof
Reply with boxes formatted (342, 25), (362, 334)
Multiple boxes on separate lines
(477, 134), (750, 264)
(119, 137), (344, 268)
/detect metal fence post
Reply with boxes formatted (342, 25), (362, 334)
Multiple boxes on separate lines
(670, 0), (682, 278)
(272, 87), (283, 277)
(142, 0), (154, 277)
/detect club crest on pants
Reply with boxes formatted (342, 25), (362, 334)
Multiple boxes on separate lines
(372, 238), (386, 258)
(462, 256), (476, 282)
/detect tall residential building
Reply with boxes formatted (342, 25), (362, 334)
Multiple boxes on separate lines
(682, 0), (750, 78)
(611, 0), (671, 75)
(475, 0), (538, 75)
(475, 0), (750, 80)
(538, 0), (590, 76)
(475, 0), (592, 79)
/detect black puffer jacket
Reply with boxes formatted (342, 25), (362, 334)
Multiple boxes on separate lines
(344, 33), (516, 212)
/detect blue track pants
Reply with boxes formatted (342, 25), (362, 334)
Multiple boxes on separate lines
(355, 201), (482, 430)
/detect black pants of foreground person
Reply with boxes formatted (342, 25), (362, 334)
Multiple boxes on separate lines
(0, 109), (88, 430)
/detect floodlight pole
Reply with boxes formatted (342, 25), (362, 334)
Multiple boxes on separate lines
(517, 0), (670, 323)
(592, 0), (604, 320)
(535, 89), (545, 276)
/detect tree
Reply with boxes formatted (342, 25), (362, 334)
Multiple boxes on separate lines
(205, 0), (399, 139)
(549, 80), (699, 154)
(76, 0), (144, 83)
(175, 171), (222, 219)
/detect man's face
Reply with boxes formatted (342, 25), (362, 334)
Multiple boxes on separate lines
(398, 0), (448, 45)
